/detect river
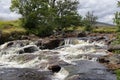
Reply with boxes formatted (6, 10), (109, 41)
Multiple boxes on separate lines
(0, 38), (116, 80)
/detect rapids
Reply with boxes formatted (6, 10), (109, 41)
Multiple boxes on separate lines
(0, 38), (116, 80)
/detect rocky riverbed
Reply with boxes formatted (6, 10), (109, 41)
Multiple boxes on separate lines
(0, 38), (117, 80)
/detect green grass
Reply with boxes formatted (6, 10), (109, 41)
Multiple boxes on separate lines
(115, 69), (120, 80)
(111, 32), (120, 54)
(93, 26), (117, 33)
(0, 20), (117, 37)
(67, 26), (117, 33)
(0, 20), (26, 35)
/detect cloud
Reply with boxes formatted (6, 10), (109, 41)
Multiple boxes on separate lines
(0, 0), (21, 20)
(78, 0), (119, 24)
(0, 0), (119, 24)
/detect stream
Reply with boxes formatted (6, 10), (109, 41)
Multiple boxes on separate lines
(0, 38), (117, 80)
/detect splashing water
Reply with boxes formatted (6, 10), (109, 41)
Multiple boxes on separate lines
(0, 39), (116, 80)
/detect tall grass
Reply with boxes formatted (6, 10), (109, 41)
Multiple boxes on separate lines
(0, 20), (26, 35)
(115, 69), (120, 80)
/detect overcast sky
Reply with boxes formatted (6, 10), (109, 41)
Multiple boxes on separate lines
(0, 0), (120, 24)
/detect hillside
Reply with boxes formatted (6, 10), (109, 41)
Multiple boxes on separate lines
(95, 22), (115, 27)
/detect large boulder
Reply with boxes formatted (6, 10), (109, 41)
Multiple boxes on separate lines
(0, 68), (52, 80)
(98, 53), (120, 70)
(23, 45), (39, 53)
(48, 64), (61, 73)
(77, 32), (86, 37)
(18, 45), (39, 54)
(36, 38), (63, 49)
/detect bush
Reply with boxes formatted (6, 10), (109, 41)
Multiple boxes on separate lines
(115, 69), (120, 80)
(28, 26), (53, 37)
(111, 32), (120, 54)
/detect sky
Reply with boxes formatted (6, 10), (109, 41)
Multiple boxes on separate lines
(0, 0), (120, 24)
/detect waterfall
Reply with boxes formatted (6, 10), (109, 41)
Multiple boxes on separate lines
(64, 38), (79, 45)
(64, 38), (71, 45)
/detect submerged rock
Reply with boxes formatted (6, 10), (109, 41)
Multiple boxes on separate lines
(64, 60), (116, 80)
(0, 68), (52, 80)
(67, 75), (81, 80)
(6, 42), (14, 47)
(48, 64), (61, 73)
(77, 32), (86, 37)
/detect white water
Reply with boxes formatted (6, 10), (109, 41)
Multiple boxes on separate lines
(0, 39), (114, 80)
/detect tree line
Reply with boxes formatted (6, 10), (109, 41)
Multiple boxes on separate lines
(10, 0), (97, 37)
(114, 1), (120, 32)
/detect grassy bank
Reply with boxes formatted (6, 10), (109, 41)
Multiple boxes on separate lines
(67, 26), (117, 33)
(116, 69), (120, 80)
(93, 26), (117, 33)
(0, 20), (26, 34)
(0, 20), (26, 44)
(0, 20), (117, 43)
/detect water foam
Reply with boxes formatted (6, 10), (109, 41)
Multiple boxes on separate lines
(0, 38), (110, 80)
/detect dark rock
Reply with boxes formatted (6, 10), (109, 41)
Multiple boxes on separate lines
(0, 68), (52, 80)
(96, 36), (106, 41)
(20, 35), (30, 40)
(98, 57), (110, 63)
(36, 38), (63, 49)
(23, 45), (39, 53)
(7, 42), (14, 47)
(98, 53), (120, 70)
(48, 64), (61, 73)
(77, 32), (86, 37)
(18, 49), (24, 54)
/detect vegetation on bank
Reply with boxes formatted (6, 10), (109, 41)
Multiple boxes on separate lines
(0, 20), (26, 44)
(0, 20), (117, 36)
(0, 20), (26, 34)
(93, 26), (117, 33)
(115, 69), (120, 80)
(10, 0), (82, 37)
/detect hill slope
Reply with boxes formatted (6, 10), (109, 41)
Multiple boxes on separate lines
(95, 22), (115, 27)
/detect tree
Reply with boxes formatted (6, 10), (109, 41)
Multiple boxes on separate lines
(114, 1), (120, 32)
(83, 11), (97, 32)
(10, 0), (81, 36)
(54, 0), (82, 30)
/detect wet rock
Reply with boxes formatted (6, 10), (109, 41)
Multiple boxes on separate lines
(96, 36), (106, 41)
(36, 38), (63, 49)
(98, 57), (110, 63)
(22, 45), (39, 53)
(6, 42), (14, 47)
(48, 64), (61, 73)
(18, 49), (24, 54)
(77, 32), (86, 37)
(107, 63), (120, 70)
(64, 60), (116, 80)
(66, 71), (116, 80)
(20, 35), (30, 40)
(67, 75), (81, 80)
(98, 53), (120, 70)
(0, 68), (52, 80)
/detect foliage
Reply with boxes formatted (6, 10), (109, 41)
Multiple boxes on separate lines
(111, 32), (120, 54)
(114, 12), (120, 32)
(83, 11), (97, 32)
(0, 20), (26, 34)
(0, 20), (26, 44)
(114, 1), (120, 32)
(10, 0), (81, 36)
(93, 26), (117, 33)
(115, 69), (120, 80)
